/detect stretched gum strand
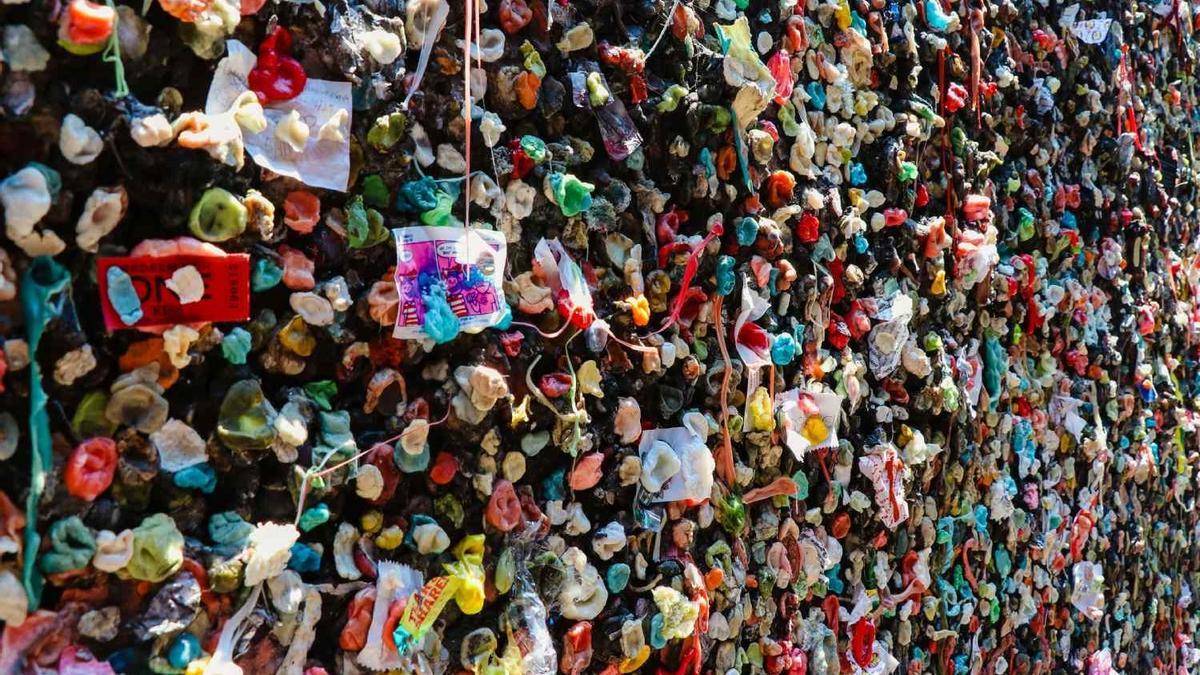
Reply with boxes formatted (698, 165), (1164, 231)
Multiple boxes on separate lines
(961, 536), (979, 593)
(712, 294), (736, 487)
(742, 476), (798, 504)
(509, 317), (574, 340)
(647, 224), (724, 337)
(292, 407), (451, 526)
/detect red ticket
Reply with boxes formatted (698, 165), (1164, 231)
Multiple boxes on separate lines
(97, 253), (251, 330)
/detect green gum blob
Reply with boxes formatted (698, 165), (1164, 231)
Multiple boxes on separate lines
(304, 380), (337, 411)
(549, 173), (594, 217)
(519, 135), (549, 163)
(72, 390), (117, 438)
(367, 112), (408, 151)
(778, 102), (802, 137)
(657, 85), (689, 113)
(586, 72), (611, 106)
(208, 557), (244, 593)
(494, 547), (516, 595)
(420, 191), (458, 227)
(188, 188), (247, 242)
(347, 195), (389, 248)
(435, 493), (465, 529)
(520, 42), (546, 78)
(127, 513), (184, 582)
(714, 492), (746, 534)
(217, 380), (277, 451)
(361, 174), (390, 208)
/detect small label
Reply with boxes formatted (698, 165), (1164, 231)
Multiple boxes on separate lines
(97, 253), (250, 330)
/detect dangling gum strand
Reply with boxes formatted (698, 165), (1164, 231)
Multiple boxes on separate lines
(102, 0), (129, 98)
(645, 0), (682, 61)
(742, 476), (799, 503)
(712, 294), (735, 486)
(969, 6), (982, 130)
(511, 314), (656, 355)
(292, 407), (451, 525)
(462, 0), (481, 230)
(961, 536), (980, 591)
(509, 224), (726, 425)
(816, 447), (833, 484)
(524, 330), (591, 474)
(647, 222), (725, 337)
(563, 333), (588, 493)
(512, 223), (725, 351)
(510, 318), (575, 340)
(604, 330), (658, 354)
(461, 0), (482, 263)
(402, 1), (449, 109)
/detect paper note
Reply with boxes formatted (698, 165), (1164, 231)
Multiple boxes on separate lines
(1072, 18), (1112, 44)
(391, 226), (508, 339)
(207, 40), (352, 192)
(1059, 4), (1080, 27)
(638, 427), (715, 503)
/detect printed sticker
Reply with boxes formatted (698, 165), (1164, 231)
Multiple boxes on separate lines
(96, 253), (250, 330)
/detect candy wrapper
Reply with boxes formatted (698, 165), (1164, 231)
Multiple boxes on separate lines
(391, 226), (508, 340)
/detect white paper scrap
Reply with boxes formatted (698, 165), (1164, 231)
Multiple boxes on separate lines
(207, 40), (352, 191)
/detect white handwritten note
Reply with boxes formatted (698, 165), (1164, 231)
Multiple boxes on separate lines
(207, 40), (352, 191)
(1072, 18), (1112, 45)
